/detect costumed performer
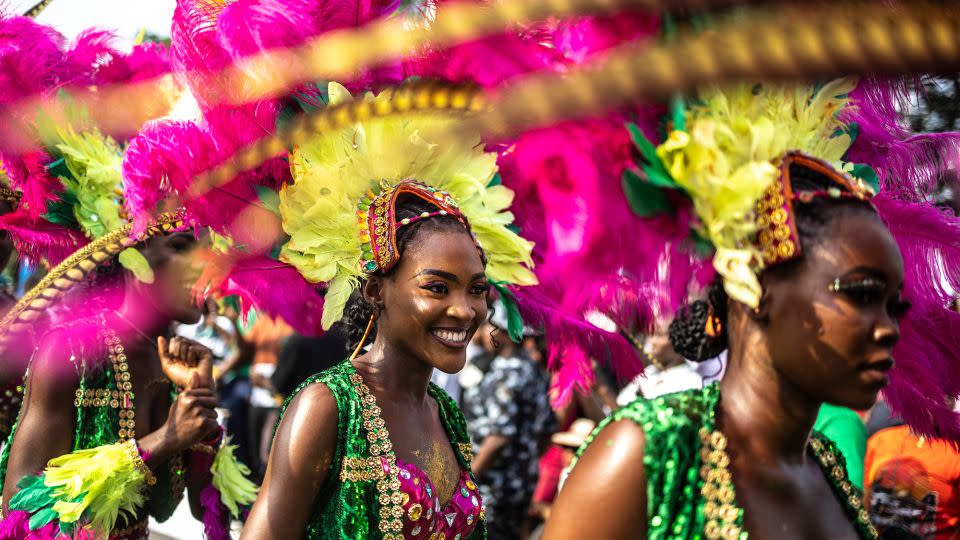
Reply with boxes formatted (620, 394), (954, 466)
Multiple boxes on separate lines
(0, 12), (257, 540)
(544, 78), (960, 539)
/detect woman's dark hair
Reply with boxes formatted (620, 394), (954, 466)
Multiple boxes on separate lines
(668, 162), (880, 361)
(341, 194), (481, 349)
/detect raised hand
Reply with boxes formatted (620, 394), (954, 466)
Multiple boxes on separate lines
(158, 336), (214, 390)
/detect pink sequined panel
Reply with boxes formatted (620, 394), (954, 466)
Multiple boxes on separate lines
(396, 459), (482, 540)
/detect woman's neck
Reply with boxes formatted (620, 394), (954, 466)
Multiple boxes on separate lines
(719, 332), (821, 465)
(354, 336), (434, 405)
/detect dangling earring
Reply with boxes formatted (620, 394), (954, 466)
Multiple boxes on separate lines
(350, 313), (376, 361)
(704, 305), (723, 338)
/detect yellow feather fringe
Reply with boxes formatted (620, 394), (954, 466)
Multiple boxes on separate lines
(211, 439), (259, 518)
(279, 82), (536, 329)
(41, 442), (148, 539)
(656, 79), (856, 307)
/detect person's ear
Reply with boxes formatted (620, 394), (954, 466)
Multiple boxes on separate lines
(363, 277), (385, 311)
(750, 283), (774, 323)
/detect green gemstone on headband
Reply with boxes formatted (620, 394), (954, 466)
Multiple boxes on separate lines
(359, 202), (370, 210)
(365, 260), (378, 272)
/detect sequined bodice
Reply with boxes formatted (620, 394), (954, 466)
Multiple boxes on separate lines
(397, 459), (482, 539)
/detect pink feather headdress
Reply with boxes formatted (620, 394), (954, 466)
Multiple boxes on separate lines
(0, 11), (178, 266)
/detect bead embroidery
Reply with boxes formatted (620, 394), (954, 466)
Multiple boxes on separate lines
(698, 426), (878, 539)
(348, 371), (405, 540)
(99, 319), (136, 440)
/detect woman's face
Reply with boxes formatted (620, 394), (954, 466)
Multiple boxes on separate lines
(759, 210), (907, 410)
(372, 226), (489, 374)
(139, 231), (203, 325)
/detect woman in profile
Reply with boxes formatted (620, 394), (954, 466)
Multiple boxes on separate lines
(544, 80), (960, 539)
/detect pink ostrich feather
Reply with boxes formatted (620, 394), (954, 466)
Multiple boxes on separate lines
(0, 14), (68, 105)
(0, 209), (87, 265)
(1, 151), (64, 221)
(218, 255), (326, 336)
(199, 484), (230, 540)
(844, 78), (960, 199)
(551, 9), (661, 64)
(0, 509), (84, 540)
(122, 101), (286, 236)
(873, 195), (960, 442)
(514, 285), (640, 407)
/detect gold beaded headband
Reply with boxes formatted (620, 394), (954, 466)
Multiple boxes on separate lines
(755, 152), (876, 268)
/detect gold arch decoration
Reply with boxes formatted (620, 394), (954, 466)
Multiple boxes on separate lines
(0, 212), (186, 347)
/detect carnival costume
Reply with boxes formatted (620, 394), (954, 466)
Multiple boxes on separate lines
(568, 76), (960, 539)
(0, 12), (257, 540)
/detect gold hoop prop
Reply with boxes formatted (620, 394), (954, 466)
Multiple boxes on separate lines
(0, 212), (186, 346)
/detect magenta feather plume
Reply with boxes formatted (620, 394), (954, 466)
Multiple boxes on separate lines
(200, 484), (231, 540)
(872, 195), (960, 442)
(0, 14), (68, 105)
(0, 209), (87, 265)
(218, 255), (325, 336)
(844, 78), (960, 199)
(413, 31), (559, 89)
(1, 151), (64, 221)
(514, 286), (640, 407)
(551, 10), (661, 64)
(0, 510), (68, 540)
(95, 41), (172, 85)
(123, 101), (285, 235)
(63, 29), (117, 83)
(171, 0), (235, 108)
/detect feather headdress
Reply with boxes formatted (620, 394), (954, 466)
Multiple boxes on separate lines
(279, 82), (536, 329)
(623, 77), (960, 442)
(645, 78), (860, 307)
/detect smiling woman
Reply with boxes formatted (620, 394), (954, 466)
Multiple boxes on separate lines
(239, 82), (536, 540)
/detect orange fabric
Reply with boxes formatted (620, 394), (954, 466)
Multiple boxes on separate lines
(246, 315), (294, 366)
(864, 425), (960, 539)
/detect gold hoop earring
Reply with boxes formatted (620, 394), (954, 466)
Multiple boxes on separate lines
(349, 313), (376, 361)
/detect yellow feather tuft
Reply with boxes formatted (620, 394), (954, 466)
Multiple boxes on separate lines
(211, 438), (259, 518)
(41, 442), (149, 539)
(656, 79), (856, 307)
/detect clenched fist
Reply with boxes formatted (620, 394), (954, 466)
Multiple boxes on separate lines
(158, 336), (214, 390)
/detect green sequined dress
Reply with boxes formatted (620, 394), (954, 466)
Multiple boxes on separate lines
(571, 384), (878, 539)
(278, 361), (486, 540)
(0, 322), (184, 538)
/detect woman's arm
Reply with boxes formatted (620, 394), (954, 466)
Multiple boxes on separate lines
(541, 419), (649, 540)
(1, 342), (77, 509)
(241, 383), (338, 539)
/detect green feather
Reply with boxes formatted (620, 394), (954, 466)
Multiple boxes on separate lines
(850, 163), (881, 193)
(492, 281), (524, 343)
(669, 95), (686, 132)
(626, 123), (677, 188)
(118, 248), (155, 284)
(622, 169), (673, 217)
(28, 507), (59, 530)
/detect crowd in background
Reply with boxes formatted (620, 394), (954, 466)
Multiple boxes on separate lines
(136, 293), (957, 539)
(0, 259), (958, 540)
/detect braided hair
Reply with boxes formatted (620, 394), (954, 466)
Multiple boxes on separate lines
(668, 162), (879, 361)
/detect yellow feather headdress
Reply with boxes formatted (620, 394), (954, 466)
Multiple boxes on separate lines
(652, 78), (859, 307)
(278, 82), (537, 329)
